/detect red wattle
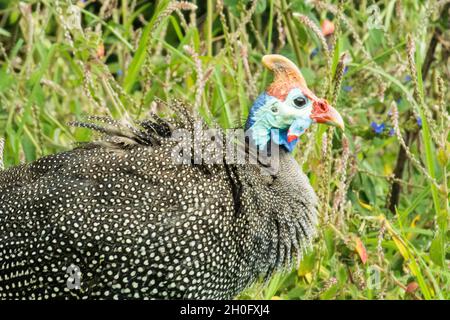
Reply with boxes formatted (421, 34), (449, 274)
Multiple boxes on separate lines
(287, 135), (297, 143)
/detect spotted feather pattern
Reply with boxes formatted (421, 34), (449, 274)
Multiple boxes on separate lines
(0, 101), (317, 299)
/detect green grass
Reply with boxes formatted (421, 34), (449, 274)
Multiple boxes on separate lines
(0, 0), (449, 300)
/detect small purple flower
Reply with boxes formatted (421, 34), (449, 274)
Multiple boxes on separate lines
(395, 98), (402, 105)
(371, 121), (385, 134)
(343, 66), (349, 74)
(416, 117), (422, 128)
(389, 128), (395, 136)
(343, 85), (352, 92)
(117, 69), (123, 76)
(310, 47), (319, 59)
(404, 75), (412, 82)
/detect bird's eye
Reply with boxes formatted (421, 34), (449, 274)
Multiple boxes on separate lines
(293, 96), (307, 108)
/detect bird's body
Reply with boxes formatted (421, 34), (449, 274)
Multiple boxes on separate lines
(0, 112), (317, 299)
(0, 55), (343, 299)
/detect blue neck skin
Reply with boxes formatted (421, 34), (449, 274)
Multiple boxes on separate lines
(245, 92), (301, 153)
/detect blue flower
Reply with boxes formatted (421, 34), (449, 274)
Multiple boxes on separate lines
(117, 69), (123, 76)
(416, 117), (422, 128)
(343, 85), (352, 92)
(395, 98), (402, 105)
(404, 75), (412, 82)
(389, 128), (395, 136)
(310, 47), (319, 59)
(371, 121), (385, 134)
(343, 66), (349, 74)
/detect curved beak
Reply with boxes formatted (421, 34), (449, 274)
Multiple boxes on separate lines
(310, 102), (345, 130)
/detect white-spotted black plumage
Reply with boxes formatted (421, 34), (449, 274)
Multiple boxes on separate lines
(0, 100), (317, 299)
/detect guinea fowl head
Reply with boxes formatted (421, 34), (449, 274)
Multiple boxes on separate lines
(245, 54), (344, 152)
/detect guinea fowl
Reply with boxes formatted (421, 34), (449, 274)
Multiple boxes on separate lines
(0, 55), (344, 299)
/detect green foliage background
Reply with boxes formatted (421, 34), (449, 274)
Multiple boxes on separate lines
(0, 0), (449, 299)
